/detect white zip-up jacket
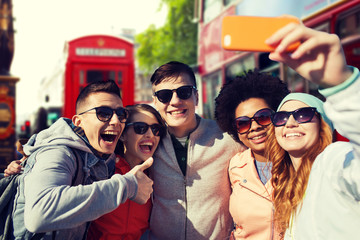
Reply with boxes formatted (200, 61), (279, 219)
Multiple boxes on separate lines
(285, 68), (360, 240)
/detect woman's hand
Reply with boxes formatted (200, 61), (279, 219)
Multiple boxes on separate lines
(266, 22), (353, 87)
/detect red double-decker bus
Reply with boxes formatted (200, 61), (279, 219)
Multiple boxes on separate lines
(36, 35), (135, 128)
(195, 0), (360, 119)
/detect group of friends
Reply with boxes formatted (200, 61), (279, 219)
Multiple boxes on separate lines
(3, 20), (360, 240)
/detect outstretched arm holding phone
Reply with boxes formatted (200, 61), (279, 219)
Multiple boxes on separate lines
(266, 18), (360, 240)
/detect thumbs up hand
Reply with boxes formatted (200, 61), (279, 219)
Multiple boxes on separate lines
(129, 157), (154, 204)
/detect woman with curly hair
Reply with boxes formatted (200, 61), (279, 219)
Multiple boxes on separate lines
(266, 21), (359, 239)
(215, 69), (289, 240)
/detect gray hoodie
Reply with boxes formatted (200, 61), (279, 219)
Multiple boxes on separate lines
(149, 117), (244, 240)
(12, 118), (137, 240)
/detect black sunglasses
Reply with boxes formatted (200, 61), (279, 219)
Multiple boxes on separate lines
(272, 107), (317, 127)
(79, 106), (129, 123)
(154, 85), (197, 103)
(234, 108), (274, 134)
(126, 122), (166, 137)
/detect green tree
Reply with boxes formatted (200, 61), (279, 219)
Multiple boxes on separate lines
(136, 0), (197, 74)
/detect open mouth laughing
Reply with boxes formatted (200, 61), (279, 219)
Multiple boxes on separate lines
(139, 141), (154, 153)
(100, 131), (119, 143)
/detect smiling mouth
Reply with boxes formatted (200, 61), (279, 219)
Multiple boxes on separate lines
(140, 142), (154, 152)
(170, 109), (186, 115)
(250, 133), (267, 140)
(100, 131), (118, 143)
(285, 133), (304, 138)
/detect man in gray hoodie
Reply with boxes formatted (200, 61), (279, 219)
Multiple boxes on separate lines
(11, 80), (153, 239)
(148, 61), (245, 240)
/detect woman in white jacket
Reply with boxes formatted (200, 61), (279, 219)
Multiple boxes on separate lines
(266, 21), (360, 239)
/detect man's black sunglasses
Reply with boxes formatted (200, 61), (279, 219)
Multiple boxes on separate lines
(79, 106), (129, 123)
(271, 107), (317, 127)
(126, 122), (166, 137)
(154, 85), (197, 103)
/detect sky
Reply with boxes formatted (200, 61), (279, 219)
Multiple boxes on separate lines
(10, 0), (167, 124)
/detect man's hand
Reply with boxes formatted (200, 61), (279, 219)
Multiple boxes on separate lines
(129, 157), (154, 204)
(4, 158), (24, 177)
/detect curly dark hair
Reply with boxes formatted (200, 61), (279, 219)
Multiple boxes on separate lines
(215, 69), (289, 143)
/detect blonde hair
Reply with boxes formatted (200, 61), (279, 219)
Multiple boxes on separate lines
(267, 117), (333, 235)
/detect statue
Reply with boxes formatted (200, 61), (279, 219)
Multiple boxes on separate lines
(0, 0), (14, 76)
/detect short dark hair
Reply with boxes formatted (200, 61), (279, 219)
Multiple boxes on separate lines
(150, 61), (197, 88)
(215, 69), (289, 143)
(75, 80), (121, 113)
(115, 103), (167, 156)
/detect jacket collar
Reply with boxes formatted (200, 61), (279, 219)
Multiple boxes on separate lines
(70, 122), (111, 160)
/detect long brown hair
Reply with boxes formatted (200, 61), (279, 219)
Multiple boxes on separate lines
(115, 104), (166, 157)
(267, 117), (333, 235)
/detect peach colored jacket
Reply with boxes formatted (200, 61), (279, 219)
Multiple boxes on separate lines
(229, 149), (281, 240)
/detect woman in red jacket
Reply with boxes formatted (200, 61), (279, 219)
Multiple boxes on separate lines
(87, 104), (166, 240)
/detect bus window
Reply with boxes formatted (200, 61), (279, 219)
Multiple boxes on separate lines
(203, 0), (222, 23)
(336, 8), (360, 70)
(286, 67), (306, 93)
(308, 81), (325, 101)
(225, 54), (255, 82)
(260, 63), (280, 78)
(336, 9), (360, 39)
(202, 71), (222, 119)
(223, 0), (236, 6)
(259, 53), (278, 71)
(312, 21), (330, 33)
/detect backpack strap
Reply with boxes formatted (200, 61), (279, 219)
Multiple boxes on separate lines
(0, 147), (46, 240)
(0, 173), (20, 240)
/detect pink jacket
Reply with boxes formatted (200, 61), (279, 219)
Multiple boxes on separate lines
(229, 149), (281, 240)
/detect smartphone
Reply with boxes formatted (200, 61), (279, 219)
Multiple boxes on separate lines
(222, 15), (300, 52)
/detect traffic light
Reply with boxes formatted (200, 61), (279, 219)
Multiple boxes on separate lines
(25, 120), (31, 137)
(19, 120), (31, 139)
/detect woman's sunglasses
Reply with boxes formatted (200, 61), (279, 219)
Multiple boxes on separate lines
(126, 122), (166, 137)
(154, 85), (197, 103)
(271, 107), (317, 127)
(234, 108), (274, 134)
(79, 106), (129, 123)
